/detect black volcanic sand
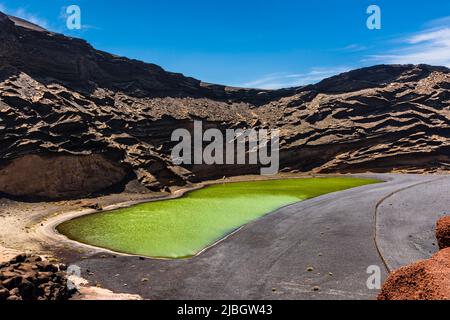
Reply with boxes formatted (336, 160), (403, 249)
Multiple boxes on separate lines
(57, 174), (447, 300)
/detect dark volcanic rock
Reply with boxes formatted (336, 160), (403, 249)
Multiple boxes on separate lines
(0, 254), (75, 300)
(0, 154), (128, 199)
(0, 11), (450, 199)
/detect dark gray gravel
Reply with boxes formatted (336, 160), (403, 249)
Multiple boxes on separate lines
(65, 174), (445, 300)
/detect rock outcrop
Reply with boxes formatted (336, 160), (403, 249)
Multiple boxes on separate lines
(0, 254), (75, 300)
(1, 11), (450, 199)
(378, 248), (450, 300)
(436, 216), (450, 249)
(0, 154), (128, 199)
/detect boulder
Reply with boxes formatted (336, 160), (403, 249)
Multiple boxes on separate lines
(436, 216), (450, 249)
(378, 216), (450, 301)
(0, 254), (75, 301)
(378, 248), (450, 300)
(0, 288), (9, 300)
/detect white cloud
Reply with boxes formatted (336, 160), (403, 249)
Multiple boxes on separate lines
(338, 44), (368, 52)
(236, 67), (352, 89)
(408, 28), (450, 45)
(368, 17), (450, 68)
(0, 4), (49, 29)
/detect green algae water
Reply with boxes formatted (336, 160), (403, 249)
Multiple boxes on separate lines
(57, 177), (379, 258)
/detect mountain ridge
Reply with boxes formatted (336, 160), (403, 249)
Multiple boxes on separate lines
(0, 12), (449, 199)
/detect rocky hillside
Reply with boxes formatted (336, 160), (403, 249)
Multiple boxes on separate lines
(0, 11), (449, 199)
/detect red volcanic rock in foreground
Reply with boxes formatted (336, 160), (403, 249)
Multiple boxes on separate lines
(378, 248), (450, 300)
(436, 216), (450, 250)
(379, 215), (450, 300)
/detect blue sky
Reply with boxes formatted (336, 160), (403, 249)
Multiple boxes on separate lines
(1, 0), (450, 88)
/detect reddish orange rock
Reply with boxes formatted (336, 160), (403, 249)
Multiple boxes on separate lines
(378, 248), (450, 300)
(436, 216), (450, 250)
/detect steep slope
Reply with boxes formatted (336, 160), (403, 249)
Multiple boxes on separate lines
(0, 11), (449, 199)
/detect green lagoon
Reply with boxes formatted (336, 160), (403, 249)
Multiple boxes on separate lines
(57, 177), (379, 258)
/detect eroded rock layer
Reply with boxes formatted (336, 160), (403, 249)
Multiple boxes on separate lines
(0, 154), (128, 199)
(1, 11), (450, 198)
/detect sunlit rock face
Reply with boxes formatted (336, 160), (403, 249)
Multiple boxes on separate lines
(0, 154), (128, 199)
(1, 11), (450, 199)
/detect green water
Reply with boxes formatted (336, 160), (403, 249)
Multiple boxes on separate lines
(57, 177), (379, 258)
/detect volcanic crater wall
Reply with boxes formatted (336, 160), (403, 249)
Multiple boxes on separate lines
(1, 11), (450, 200)
(0, 154), (128, 199)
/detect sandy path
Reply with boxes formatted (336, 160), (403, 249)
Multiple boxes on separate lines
(0, 192), (169, 299)
(0, 193), (169, 261)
